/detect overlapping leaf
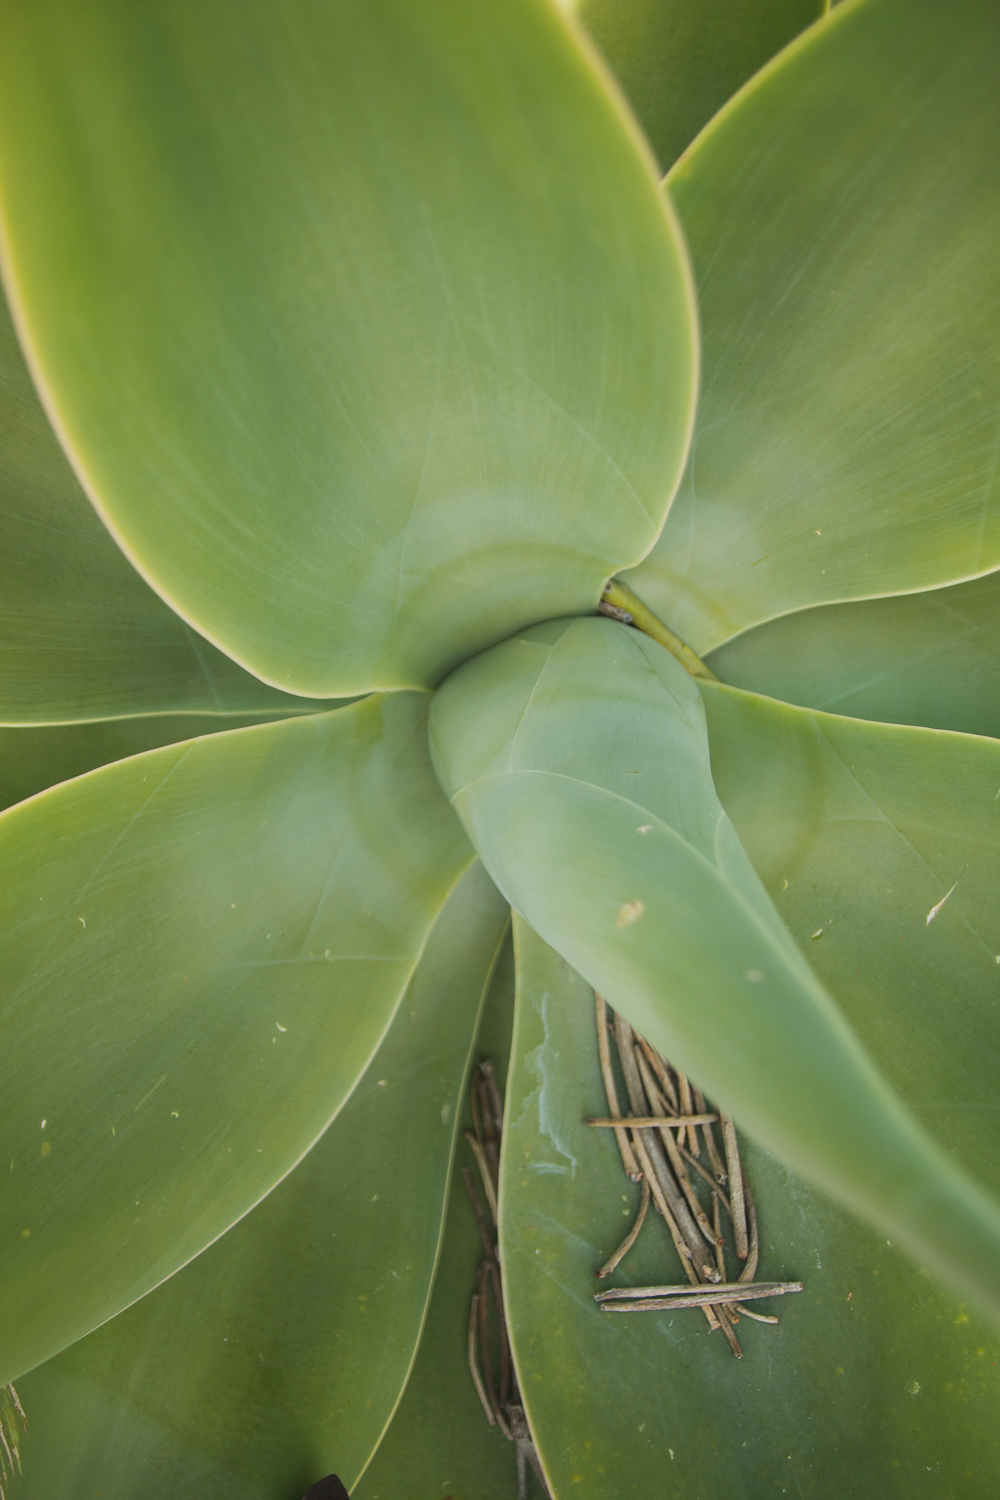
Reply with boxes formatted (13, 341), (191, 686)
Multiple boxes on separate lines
(578, 0), (823, 170)
(0, 291), (325, 724)
(625, 0), (1000, 653)
(430, 617), (1000, 1314)
(0, 712), (299, 814)
(10, 863), (509, 1499)
(707, 568), (1000, 739)
(502, 920), (1000, 1500)
(701, 680), (1000, 1199)
(0, 0), (695, 698)
(0, 692), (471, 1384)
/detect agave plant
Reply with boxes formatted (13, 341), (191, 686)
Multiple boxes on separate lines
(0, 0), (999, 1495)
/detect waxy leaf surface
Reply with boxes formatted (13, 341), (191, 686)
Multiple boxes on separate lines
(626, 0), (1000, 653)
(0, 712), (298, 815)
(0, 693), (471, 1384)
(701, 681), (1000, 1202)
(708, 568), (1000, 739)
(0, 0), (695, 698)
(430, 617), (1000, 1314)
(501, 921), (1000, 1500)
(579, 0), (822, 170)
(10, 863), (509, 1500)
(0, 291), (324, 724)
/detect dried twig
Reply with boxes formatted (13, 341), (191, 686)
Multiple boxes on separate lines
(721, 1114), (748, 1259)
(464, 1064), (552, 1497)
(597, 1176), (650, 1280)
(591, 1002), (802, 1359)
(595, 994), (641, 1180)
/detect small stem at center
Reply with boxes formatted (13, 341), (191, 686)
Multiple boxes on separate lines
(599, 579), (718, 682)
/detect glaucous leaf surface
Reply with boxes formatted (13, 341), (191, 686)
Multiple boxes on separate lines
(0, 290), (326, 725)
(10, 863), (509, 1500)
(701, 682), (1000, 1202)
(0, 712), (306, 814)
(707, 569), (1000, 739)
(578, 0), (823, 170)
(502, 921), (1000, 1500)
(625, 0), (1000, 654)
(357, 934), (537, 1500)
(0, 692), (471, 1385)
(430, 617), (1000, 1314)
(0, 0), (695, 699)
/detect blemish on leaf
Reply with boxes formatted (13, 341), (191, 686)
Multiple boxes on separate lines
(617, 901), (645, 928)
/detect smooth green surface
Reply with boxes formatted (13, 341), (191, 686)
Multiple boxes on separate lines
(0, 289), (327, 724)
(0, 0), (695, 698)
(701, 682), (1000, 1200)
(11, 863), (509, 1499)
(626, 0), (1000, 653)
(708, 568), (1000, 739)
(579, 0), (822, 170)
(0, 692), (471, 1384)
(0, 711), (305, 813)
(430, 617), (1000, 1314)
(502, 921), (1000, 1500)
(357, 933), (541, 1500)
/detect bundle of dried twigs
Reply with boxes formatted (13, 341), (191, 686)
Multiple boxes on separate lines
(463, 1062), (552, 1500)
(0, 1385), (25, 1500)
(591, 994), (802, 1357)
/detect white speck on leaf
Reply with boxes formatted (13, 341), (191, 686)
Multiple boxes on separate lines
(636, 825), (652, 835)
(744, 970), (764, 983)
(77, 917), (86, 928)
(275, 1023), (287, 1033)
(440, 1103), (451, 1124)
(617, 900), (645, 928)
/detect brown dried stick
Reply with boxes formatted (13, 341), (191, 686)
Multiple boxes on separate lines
(634, 1047), (720, 1251)
(468, 1292), (495, 1426)
(597, 1176), (651, 1279)
(595, 994), (641, 1180)
(693, 1085), (728, 1184)
(613, 1014), (714, 1276)
(636, 1036), (680, 1111)
(585, 1115), (718, 1129)
(721, 1114), (749, 1259)
(737, 1171), (760, 1284)
(676, 1070), (697, 1154)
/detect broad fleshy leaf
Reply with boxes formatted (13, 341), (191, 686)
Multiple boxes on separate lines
(429, 617), (1000, 1315)
(0, 0), (696, 699)
(578, 0), (823, 170)
(701, 680), (1000, 1200)
(9, 863), (509, 1499)
(357, 935), (526, 1500)
(0, 692), (471, 1384)
(707, 568), (1000, 739)
(625, 0), (1000, 653)
(0, 712), (305, 814)
(0, 290), (327, 725)
(502, 920), (1000, 1500)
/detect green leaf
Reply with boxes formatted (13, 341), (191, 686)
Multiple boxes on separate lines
(0, 0), (696, 699)
(706, 568), (1000, 739)
(0, 712), (308, 814)
(0, 289), (327, 725)
(0, 692), (471, 1384)
(700, 679), (1000, 1201)
(357, 933), (529, 1500)
(429, 616), (1000, 1315)
(502, 918), (1000, 1500)
(9, 862), (509, 1499)
(578, 0), (823, 170)
(625, 0), (1000, 654)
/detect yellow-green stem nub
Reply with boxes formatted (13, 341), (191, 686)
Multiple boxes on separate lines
(599, 580), (717, 682)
